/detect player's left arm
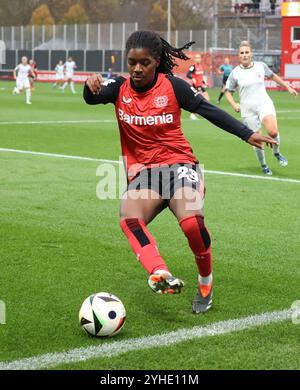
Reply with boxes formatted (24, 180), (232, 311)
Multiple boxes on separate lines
(262, 62), (298, 96)
(168, 75), (277, 149)
(271, 73), (298, 97)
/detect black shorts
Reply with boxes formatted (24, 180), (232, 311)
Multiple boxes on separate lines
(222, 76), (229, 87)
(126, 163), (205, 205)
(195, 85), (206, 93)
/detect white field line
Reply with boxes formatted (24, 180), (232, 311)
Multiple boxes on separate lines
(0, 308), (291, 370)
(0, 119), (116, 125)
(0, 114), (299, 125)
(1, 148), (300, 184)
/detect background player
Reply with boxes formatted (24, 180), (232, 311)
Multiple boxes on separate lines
(62, 56), (77, 93)
(84, 31), (276, 314)
(186, 53), (210, 120)
(225, 41), (298, 175)
(13, 56), (32, 104)
(53, 60), (65, 89)
(28, 59), (37, 90)
(217, 57), (233, 104)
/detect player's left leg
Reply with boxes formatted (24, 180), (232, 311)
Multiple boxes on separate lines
(68, 77), (76, 94)
(24, 79), (32, 104)
(262, 114), (288, 167)
(217, 84), (226, 104)
(168, 172), (213, 313)
(25, 87), (32, 104)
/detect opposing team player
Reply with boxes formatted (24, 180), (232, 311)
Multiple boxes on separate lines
(53, 60), (65, 89)
(62, 56), (77, 93)
(13, 56), (32, 104)
(29, 59), (37, 90)
(186, 53), (210, 120)
(225, 41), (298, 175)
(217, 57), (233, 104)
(84, 31), (276, 313)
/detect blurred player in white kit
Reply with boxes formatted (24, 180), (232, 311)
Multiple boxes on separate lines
(62, 56), (77, 93)
(13, 56), (32, 104)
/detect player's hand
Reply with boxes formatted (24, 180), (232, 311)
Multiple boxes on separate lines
(233, 103), (240, 112)
(247, 133), (278, 150)
(86, 73), (103, 95)
(287, 86), (298, 97)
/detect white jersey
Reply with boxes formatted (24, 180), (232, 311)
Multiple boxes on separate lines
(55, 64), (64, 76)
(15, 64), (31, 80)
(64, 60), (76, 76)
(226, 61), (274, 117)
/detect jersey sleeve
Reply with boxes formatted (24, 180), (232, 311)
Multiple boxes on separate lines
(186, 65), (195, 79)
(261, 62), (273, 78)
(14, 65), (20, 72)
(225, 71), (237, 92)
(83, 76), (126, 105)
(168, 75), (254, 142)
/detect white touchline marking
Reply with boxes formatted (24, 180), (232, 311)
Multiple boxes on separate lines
(1, 148), (300, 183)
(0, 148), (118, 164)
(0, 115), (298, 125)
(205, 169), (300, 184)
(0, 119), (116, 125)
(0, 119), (207, 125)
(1, 148), (300, 184)
(0, 308), (291, 370)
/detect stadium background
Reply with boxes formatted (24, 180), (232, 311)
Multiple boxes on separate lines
(0, 0), (294, 86)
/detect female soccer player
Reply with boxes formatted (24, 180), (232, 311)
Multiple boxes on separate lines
(28, 59), (37, 90)
(217, 57), (233, 104)
(84, 31), (276, 314)
(53, 60), (65, 89)
(186, 53), (210, 119)
(225, 41), (298, 175)
(62, 56), (77, 94)
(13, 56), (32, 104)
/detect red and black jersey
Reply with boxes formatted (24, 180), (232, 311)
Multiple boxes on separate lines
(115, 73), (197, 179)
(84, 73), (254, 181)
(29, 61), (37, 79)
(186, 64), (205, 88)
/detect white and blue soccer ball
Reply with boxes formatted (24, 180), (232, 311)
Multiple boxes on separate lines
(79, 292), (126, 337)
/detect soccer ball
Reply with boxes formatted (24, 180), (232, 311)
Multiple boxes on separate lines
(79, 292), (126, 337)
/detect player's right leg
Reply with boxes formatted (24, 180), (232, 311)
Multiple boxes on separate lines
(217, 84), (226, 104)
(120, 187), (183, 294)
(13, 79), (21, 95)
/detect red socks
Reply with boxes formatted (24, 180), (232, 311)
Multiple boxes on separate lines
(120, 215), (212, 284)
(120, 218), (169, 275)
(179, 214), (212, 278)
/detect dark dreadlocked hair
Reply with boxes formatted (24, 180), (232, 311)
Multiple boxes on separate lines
(125, 30), (195, 76)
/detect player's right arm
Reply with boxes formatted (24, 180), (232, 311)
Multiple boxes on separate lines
(218, 65), (224, 75)
(13, 65), (19, 80)
(83, 73), (125, 105)
(224, 71), (240, 112)
(225, 90), (240, 112)
(168, 75), (277, 149)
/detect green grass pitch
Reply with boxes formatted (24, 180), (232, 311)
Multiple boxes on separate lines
(0, 81), (299, 369)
